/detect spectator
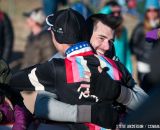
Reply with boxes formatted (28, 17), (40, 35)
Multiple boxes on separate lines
(130, 0), (160, 84)
(42, 0), (67, 16)
(124, 29), (160, 126)
(21, 8), (57, 68)
(126, 0), (139, 17)
(140, 28), (160, 94)
(0, 57), (32, 130)
(68, 0), (92, 19)
(0, 10), (14, 63)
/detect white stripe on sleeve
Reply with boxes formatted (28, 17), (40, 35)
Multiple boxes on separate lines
(28, 68), (45, 90)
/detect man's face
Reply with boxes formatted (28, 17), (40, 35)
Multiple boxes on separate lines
(90, 21), (114, 55)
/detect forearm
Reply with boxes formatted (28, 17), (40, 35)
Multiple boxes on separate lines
(9, 64), (51, 91)
(34, 91), (91, 122)
(34, 92), (118, 129)
(9, 69), (37, 91)
(117, 84), (148, 110)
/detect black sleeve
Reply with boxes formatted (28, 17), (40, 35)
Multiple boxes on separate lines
(2, 13), (14, 61)
(9, 61), (56, 92)
(129, 23), (144, 56)
(116, 61), (136, 89)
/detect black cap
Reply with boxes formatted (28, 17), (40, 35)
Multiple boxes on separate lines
(46, 8), (86, 44)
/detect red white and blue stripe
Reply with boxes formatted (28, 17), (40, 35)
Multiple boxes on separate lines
(65, 41), (122, 83)
(95, 55), (122, 81)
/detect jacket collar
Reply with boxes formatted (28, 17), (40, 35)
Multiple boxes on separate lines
(65, 41), (94, 57)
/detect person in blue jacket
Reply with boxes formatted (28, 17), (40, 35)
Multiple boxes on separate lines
(68, 0), (92, 19)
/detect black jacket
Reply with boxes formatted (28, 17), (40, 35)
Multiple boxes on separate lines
(10, 49), (136, 105)
(21, 30), (56, 68)
(9, 42), (147, 130)
(0, 11), (14, 62)
(130, 23), (157, 63)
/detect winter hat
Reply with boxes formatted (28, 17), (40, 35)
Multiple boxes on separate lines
(145, 0), (160, 10)
(99, 6), (113, 15)
(46, 8), (86, 44)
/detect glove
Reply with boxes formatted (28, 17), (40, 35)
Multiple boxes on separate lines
(91, 101), (118, 129)
(146, 28), (159, 41)
(91, 67), (121, 101)
(0, 58), (11, 85)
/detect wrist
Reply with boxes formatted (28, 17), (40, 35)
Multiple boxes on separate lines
(77, 105), (91, 122)
(116, 85), (131, 104)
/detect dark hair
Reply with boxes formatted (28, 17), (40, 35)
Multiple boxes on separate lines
(84, 14), (122, 58)
(85, 14), (122, 41)
(105, 0), (120, 7)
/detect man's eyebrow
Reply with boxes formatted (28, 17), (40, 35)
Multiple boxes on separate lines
(98, 34), (114, 40)
(98, 34), (114, 41)
(98, 34), (108, 39)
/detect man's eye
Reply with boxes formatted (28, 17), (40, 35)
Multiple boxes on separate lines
(99, 37), (104, 41)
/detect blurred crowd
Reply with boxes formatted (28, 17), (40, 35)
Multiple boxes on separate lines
(1, 0), (160, 82)
(0, 0), (160, 130)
